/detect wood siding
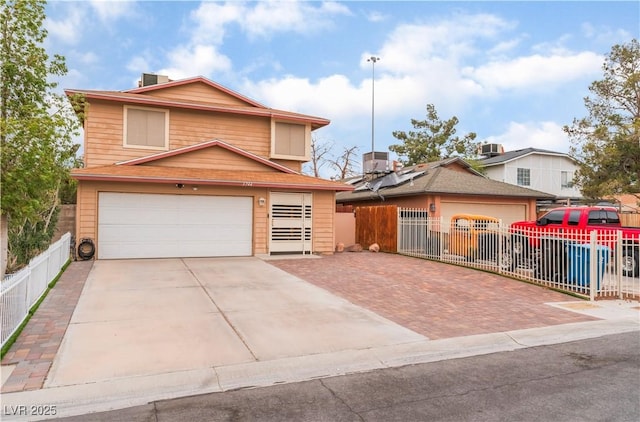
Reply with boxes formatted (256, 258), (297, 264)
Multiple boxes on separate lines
(143, 82), (253, 108)
(341, 194), (536, 222)
(312, 191), (336, 254)
(83, 100), (302, 172)
(146, 147), (279, 171)
(75, 181), (336, 257)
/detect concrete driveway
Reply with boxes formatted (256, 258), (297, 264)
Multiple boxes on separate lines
(45, 257), (425, 388)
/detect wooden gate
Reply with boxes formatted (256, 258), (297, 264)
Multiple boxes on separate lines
(355, 205), (398, 252)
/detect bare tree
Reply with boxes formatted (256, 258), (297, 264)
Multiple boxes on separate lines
(304, 137), (333, 177)
(329, 145), (360, 180)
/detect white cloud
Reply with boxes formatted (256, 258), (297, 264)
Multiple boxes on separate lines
(242, 11), (590, 153)
(158, 45), (232, 80)
(581, 22), (634, 46)
(483, 121), (570, 153)
(161, 1), (351, 84)
(189, 2), (244, 45)
(46, 7), (85, 44)
(90, 0), (135, 22)
(488, 38), (523, 58)
(189, 0), (351, 44)
(241, 0), (350, 38)
(127, 55), (151, 73)
(464, 51), (603, 93)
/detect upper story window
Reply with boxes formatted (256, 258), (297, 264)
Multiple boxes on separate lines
(271, 121), (310, 160)
(561, 171), (574, 188)
(123, 105), (169, 150)
(517, 168), (530, 186)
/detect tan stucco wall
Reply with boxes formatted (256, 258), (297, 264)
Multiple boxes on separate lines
(335, 212), (356, 247)
(339, 194), (537, 222)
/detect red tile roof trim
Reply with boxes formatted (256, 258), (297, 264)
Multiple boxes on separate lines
(65, 90), (330, 128)
(72, 166), (354, 192)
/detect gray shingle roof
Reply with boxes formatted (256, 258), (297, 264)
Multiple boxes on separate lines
(480, 148), (572, 165)
(336, 164), (554, 203)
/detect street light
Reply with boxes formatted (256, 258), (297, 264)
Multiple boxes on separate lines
(367, 56), (380, 158)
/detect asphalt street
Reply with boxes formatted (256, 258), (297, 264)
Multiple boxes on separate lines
(51, 331), (640, 422)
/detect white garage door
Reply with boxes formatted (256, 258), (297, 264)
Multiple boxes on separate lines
(440, 202), (527, 228)
(98, 193), (253, 259)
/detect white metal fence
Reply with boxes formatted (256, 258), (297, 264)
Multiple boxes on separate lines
(1, 233), (71, 348)
(398, 209), (640, 300)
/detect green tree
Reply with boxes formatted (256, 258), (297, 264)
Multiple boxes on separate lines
(565, 39), (640, 201)
(390, 104), (478, 166)
(1, 0), (81, 272)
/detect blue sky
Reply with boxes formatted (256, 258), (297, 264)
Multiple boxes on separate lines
(44, 1), (639, 176)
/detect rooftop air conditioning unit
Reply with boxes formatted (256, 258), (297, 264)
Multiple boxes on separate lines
(140, 73), (169, 87)
(480, 143), (503, 157)
(363, 151), (389, 174)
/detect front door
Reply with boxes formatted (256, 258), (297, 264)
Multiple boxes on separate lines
(269, 192), (312, 254)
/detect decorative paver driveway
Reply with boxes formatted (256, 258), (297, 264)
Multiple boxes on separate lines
(268, 252), (598, 339)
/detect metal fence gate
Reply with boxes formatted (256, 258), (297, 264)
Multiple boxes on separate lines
(397, 208), (640, 300)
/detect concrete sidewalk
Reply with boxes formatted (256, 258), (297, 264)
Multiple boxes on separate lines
(1, 254), (639, 421)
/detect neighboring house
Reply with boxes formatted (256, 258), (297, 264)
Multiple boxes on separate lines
(336, 157), (553, 226)
(479, 146), (582, 203)
(67, 74), (351, 260)
(601, 194), (640, 213)
(615, 194), (640, 213)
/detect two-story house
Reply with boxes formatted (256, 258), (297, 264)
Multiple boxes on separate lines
(68, 74), (351, 260)
(479, 145), (582, 205)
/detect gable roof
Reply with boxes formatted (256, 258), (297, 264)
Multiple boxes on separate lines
(124, 76), (266, 108)
(116, 139), (296, 174)
(75, 138), (351, 190)
(337, 161), (553, 202)
(480, 148), (575, 166)
(65, 76), (330, 129)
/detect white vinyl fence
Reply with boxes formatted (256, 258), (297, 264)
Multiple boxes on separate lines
(1, 233), (71, 348)
(398, 209), (640, 300)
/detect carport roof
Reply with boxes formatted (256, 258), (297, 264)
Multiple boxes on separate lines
(71, 165), (354, 191)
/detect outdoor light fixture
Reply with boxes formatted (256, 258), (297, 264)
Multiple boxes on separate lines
(258, 197), (266, 207)
(430, 203), (436, 213)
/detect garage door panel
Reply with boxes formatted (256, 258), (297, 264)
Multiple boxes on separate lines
(99, 241), (178, 260)
(178, 240), (249, 257)
(178, 224), (251, 241)
(98, 193), (253, 259)
(440, 202), (526, 228)
(100, 225), (182, 242)
(99, 205), (180, 225)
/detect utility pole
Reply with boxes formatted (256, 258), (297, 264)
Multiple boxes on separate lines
(367, 56), (380, 156)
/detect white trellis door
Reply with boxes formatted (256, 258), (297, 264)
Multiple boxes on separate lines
(269, 192), (312, 254)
